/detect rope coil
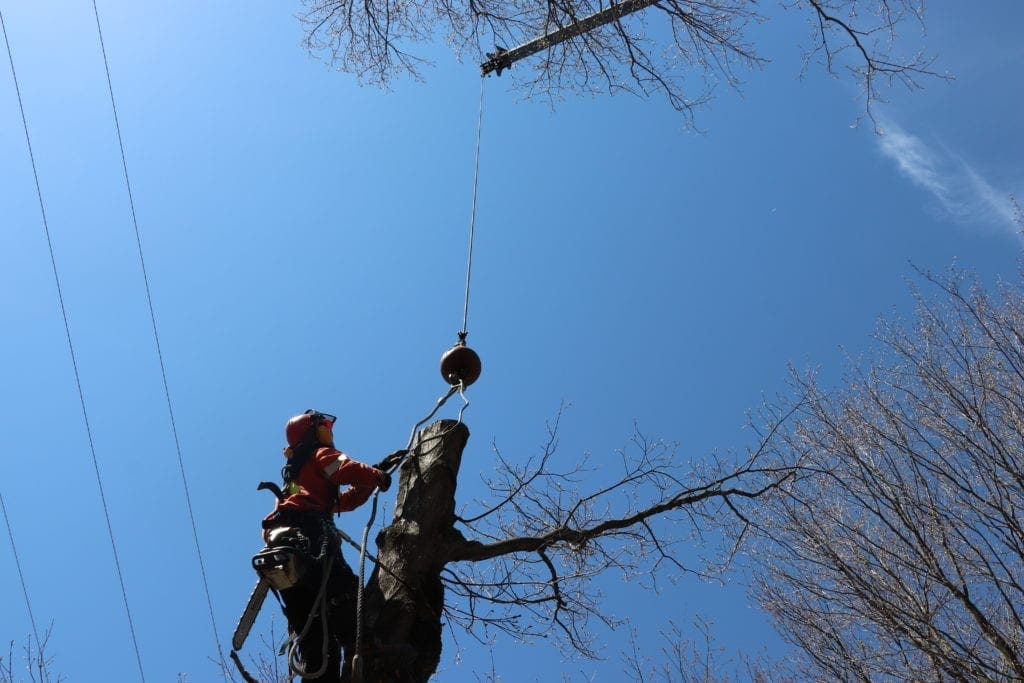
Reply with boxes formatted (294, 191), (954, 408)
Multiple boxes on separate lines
(287, 546), (336, 679)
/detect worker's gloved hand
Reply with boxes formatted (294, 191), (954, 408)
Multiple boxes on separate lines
(376, 469), (392, 493)
(376, 449), (408, 472)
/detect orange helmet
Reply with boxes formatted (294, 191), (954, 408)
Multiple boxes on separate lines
(285, 409), (336, 447)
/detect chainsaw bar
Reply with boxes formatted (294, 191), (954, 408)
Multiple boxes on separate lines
(232, 578), (270, 651)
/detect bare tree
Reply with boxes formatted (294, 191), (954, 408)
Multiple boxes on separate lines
(232, 617), (292, 683)
(297, 0), (939, 123)
(747, 268), (1024, 681)
(620, 616), (798, 682)
(0, 628), (63, 683)
(324, 403), (793, 681)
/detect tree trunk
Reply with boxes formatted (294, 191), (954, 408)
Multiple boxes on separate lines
(360, 419), (469, 683)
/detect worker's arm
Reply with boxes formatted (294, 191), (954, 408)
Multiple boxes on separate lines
(335, 485), (375, 512)
(317, 448), (389, 512)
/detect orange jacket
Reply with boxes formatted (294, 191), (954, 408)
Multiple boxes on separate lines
(268, 446), (383, 519)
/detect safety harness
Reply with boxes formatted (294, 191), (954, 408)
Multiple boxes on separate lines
(255, 441), (344, 680)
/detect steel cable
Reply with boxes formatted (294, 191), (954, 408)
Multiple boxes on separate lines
(460, 78), (485, 338)
(350, 80), (485, 678)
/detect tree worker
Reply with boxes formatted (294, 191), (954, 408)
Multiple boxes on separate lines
(261, 409), (400, 683)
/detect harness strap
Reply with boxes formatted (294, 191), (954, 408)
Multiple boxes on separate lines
(279, 444), (342, 516)
(261, 509), (330, 531)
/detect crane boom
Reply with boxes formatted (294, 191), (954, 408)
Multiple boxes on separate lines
(480, 0), (662, 76)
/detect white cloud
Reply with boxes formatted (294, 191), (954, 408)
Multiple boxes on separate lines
(962, 165), (1018, 228)
(876, 118), (1020, 237)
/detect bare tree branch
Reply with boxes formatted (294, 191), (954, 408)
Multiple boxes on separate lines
(297, 0), (940, 122)
(0, 627), (64, 683)
(448, 475), (785, 562)
(747, 266), (1024, 680)
(431, 414), (797, 661)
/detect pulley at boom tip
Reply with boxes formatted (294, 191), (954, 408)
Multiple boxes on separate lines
(480, 46), (510, 77)
(478, 0), (661, 77)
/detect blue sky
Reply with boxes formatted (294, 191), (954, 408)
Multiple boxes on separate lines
(2, 2), (1022, 680)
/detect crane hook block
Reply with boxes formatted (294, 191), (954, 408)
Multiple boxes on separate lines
(440, 340), (482, 388)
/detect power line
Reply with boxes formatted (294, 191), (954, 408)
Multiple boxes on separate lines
(87, 1), (231, 678)
(1, 8), (146, 681)
(0, 491), (47, 683)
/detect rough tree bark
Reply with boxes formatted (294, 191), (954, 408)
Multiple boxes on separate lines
(361, 419), (470, 683)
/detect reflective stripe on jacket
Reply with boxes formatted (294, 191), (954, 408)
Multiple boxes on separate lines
(266, 446), (381, 520)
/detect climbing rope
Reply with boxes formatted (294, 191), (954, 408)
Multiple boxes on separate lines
(287, 532), (336, 679)
(2, 10), (146, 681)
(87, 1), (230, 676)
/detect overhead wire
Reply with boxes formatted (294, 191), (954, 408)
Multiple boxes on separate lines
(1, 8), (146, 681)
(87, 2), (231, 677)
(0, 491), (47, 683)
